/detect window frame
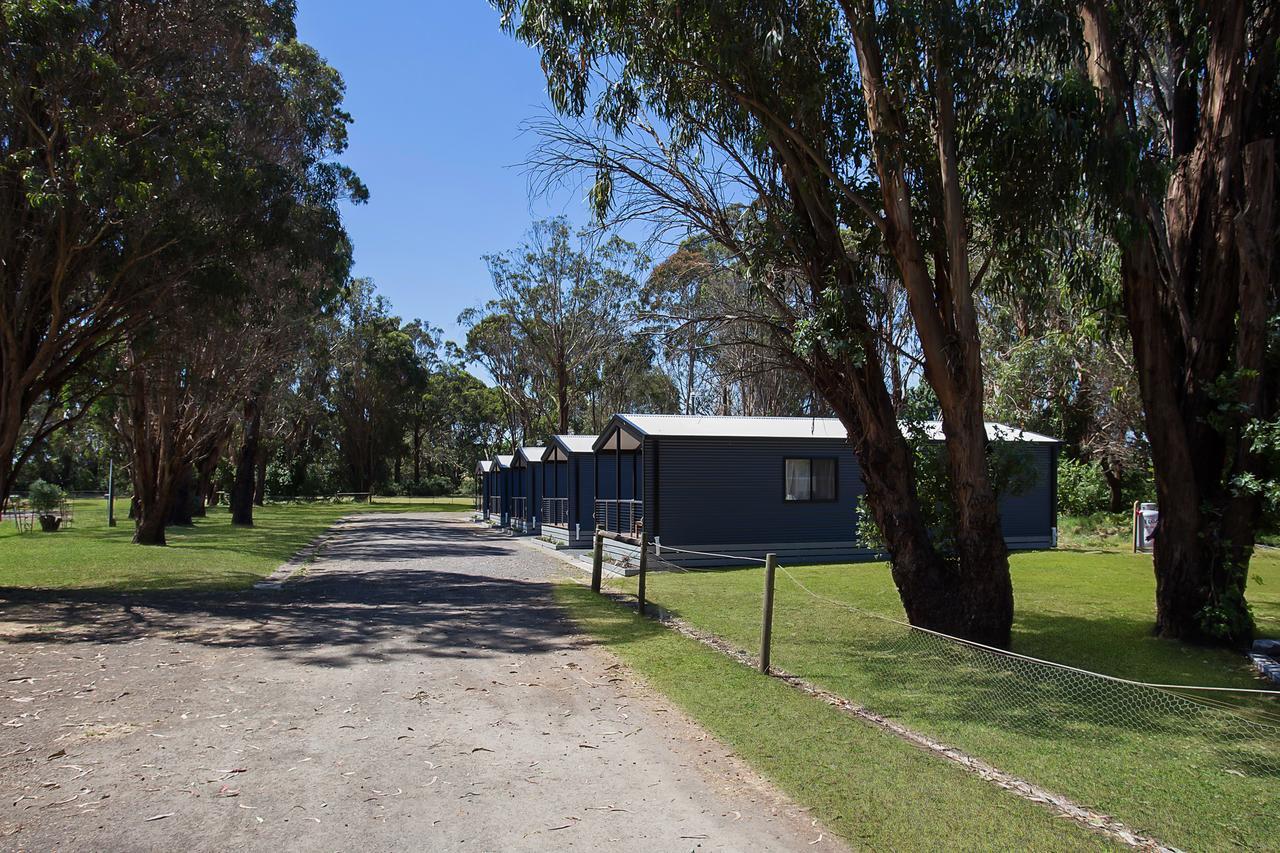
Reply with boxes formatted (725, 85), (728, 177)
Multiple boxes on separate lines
(782, 456), (839, 503)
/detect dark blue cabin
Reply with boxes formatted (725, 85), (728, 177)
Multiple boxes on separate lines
(511, 446), (546, 534)
(591, 414), (1060, 567)
(489, 454), (515, 527)
(476, 459), (494, 519)
(538, 435), (598, 548)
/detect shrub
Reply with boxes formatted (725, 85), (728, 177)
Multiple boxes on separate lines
(1057, 457), (1111, 516)
(27, 479), (65, 514)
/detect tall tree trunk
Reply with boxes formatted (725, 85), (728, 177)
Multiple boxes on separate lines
(253, 449), (267, 506)
(168, 466), (196, 526)
(192, 437), (224, 518)
(126, 357), (173, 546)
(133, 493), (169, 545)
(230, 396), (259, 526)
(792, 206), (1012, 644)
(1080, 0), (1273, 645)
(556, 353), (570, 434)
(842, 16), (1013, 645)
(1101, 462), (1124, 514)
(413, 424), (422, 483)
(685, 334), (696, 414)
(0, 455), (12, 516)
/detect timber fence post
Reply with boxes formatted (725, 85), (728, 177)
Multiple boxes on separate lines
(760, 553), (777, 674)
(591, 530), (604, 593)
(637, 534), (648, 616)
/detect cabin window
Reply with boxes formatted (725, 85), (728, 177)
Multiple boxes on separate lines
(784, 458), (837, 502)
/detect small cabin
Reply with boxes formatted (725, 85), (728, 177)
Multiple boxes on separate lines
(511, 446), (546, 534)
(591, 414), (1060, 567)
(475, 459), (494, 519)
(538, 434), (598, 548)
(489, 453), (515, 527)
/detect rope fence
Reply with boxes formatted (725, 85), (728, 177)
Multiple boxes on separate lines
(583, 528), (1280, 843)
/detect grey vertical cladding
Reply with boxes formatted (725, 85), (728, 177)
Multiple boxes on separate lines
(645, 438), (657, 537)
(649, 436), (1057, 552)
(573, 456), (596, 529)
(654, 437), (864, 546)
(997, 443), (1054, 541)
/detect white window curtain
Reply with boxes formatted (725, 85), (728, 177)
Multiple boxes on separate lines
(785, 459), (811, 501)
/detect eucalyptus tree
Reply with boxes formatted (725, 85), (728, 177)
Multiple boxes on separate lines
(980, 228), (1146, 513)
(0, 0), (364, 519)
(495, 0), (1078, 644)
(459, 309), (551, 447)
(461, 217), (644, 436)
(645, 237), (900, 417)
(643, 239), (725, 414)
(1076, 0), (1279, 643)
(328, 281), (419, 494)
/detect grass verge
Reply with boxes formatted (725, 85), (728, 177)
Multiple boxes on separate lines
(599, 550), (1279, 851)
(556, 581), (1117, 851)
(0, 498), (469, 592)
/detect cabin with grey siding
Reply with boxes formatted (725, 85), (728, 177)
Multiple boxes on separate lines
(538, 435), (598, 548)
(591, 414), (1059, 567)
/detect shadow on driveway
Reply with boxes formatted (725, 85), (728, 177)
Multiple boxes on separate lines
(0, 515), (578, 669)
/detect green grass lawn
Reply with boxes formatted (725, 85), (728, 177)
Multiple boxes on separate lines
(556, 582), (1118, 851)
(600, 547), (1279, 851)
(0, 496), (472, 592)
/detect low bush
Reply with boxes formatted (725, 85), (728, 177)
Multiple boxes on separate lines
(27, 479), (65, 514)
(1057, 457), (1111, 516)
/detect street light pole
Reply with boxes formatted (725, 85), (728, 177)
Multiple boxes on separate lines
(107, 460), (116, 527)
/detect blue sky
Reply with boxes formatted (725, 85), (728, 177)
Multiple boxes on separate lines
(294, 1), (598, 346)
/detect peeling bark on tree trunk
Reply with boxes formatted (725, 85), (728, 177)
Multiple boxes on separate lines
(1080, 0), (1274, 645)
(841, 8), (1013, 645)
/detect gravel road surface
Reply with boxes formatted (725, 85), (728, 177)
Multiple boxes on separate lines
(1, 513), (843, 851)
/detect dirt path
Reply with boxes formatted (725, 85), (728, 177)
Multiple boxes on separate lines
(1, 514), (843, 851)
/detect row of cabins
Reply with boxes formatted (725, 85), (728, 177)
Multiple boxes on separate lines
(476, 414), (1060, 567)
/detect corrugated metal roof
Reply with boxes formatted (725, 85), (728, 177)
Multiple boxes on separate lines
(914, 421), (1059, 444)
(552, 434), (598, 453)
(514, 446), (546, 465)
(607, 413), (1059, 444)
(541, 434), (599, 461)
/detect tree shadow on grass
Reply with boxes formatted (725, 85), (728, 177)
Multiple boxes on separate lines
(639, 572), (1280, 781)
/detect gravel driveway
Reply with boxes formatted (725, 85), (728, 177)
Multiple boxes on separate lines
(1, 513), (842, 851)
